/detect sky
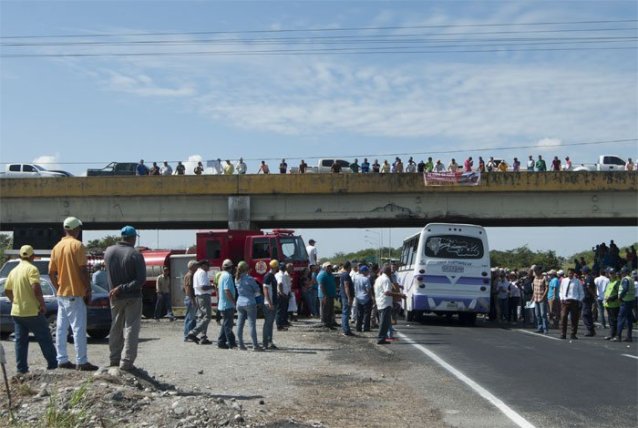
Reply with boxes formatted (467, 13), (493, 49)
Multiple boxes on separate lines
(1, 1), (637, 258)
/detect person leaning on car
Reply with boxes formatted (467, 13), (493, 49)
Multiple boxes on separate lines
(5, 245), (58, 374)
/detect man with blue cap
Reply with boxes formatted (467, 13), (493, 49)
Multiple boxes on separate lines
(104, 225), (146, 371)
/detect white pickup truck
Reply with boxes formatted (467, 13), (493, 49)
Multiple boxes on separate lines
(289, 159), (353, 174)
(572, 155), (627, 172)
(0, 163), (72, 178)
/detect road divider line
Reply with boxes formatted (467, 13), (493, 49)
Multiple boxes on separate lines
(621, 354), (638, 360)
(516, 329), (561, 341)
(397, 331), (536, 428)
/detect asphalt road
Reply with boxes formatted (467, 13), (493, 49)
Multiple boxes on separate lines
(392, 316), (638, 428)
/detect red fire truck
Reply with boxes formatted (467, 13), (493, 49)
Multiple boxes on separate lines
(139, 229), (309, 317)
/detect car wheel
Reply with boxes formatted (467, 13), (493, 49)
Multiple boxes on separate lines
(87, 330), (109, 340)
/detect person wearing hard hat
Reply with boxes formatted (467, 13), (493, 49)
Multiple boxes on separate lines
(262, 260), (280, 349)
(5, 245), (58, 373)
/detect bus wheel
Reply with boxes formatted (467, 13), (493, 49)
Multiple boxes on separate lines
(459, 313), (477, 326)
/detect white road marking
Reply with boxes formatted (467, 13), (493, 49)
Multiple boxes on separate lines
(516, 329), (561, 341)
(397, 331), (536, 428)
(621, 354), (638, 360)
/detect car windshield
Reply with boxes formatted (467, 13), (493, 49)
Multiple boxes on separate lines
(0, 259), (50, 277)
(279, 236), (309, 262)
(0, 276), (55, 297)
(33, 164), (45, 171)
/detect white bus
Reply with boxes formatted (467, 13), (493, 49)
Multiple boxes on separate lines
(397, 223), (491, 325)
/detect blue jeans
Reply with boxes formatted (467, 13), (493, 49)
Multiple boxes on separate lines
(302, 288), (316, 316)
(356, 300), (372, 331)
(617, 301), (634, 339)
(498, 298), (509, 322)
(56, 296), (88, 365)
(237, 304), (258, 348)
(377, 307), (392, 341)
(262, 304), (276, 347)
(154, 292), (174, 319)
(534, 301), (549, 333)
(183, 296), (197, 339)
(217, 308), (236, 347)
(597, 300), (607, 327)
(341, 298), (352, 334)
(276, 293), (290, 328)
(13, 315), (57, 373)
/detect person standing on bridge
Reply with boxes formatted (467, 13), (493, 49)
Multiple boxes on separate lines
(535, 155), (547, 172)
(49, 216), (98, 371)
(531, 265), (549, 334)
(526, 155), (535, 171)
(235, 158), (247, 174)
(160, 161), (173, 176)
(175, 161), (186, 175)
(258, 160), (270, 174)
(104, 225), (147, 371)
(463, 157), (473, 172)
(279, 159), (288, 174)
(559, 268), (584, 340)
(136, 159), (149, 176)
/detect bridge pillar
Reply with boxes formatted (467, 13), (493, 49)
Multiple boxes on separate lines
(228, 196), (253, 230)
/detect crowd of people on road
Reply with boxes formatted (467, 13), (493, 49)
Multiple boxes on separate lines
(489, 241), (637, 342)
(131, 155), (636, 176)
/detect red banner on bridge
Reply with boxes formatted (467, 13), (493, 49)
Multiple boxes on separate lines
(423, 171), (481, 186)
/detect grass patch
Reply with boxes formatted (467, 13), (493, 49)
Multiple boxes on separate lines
(42, 380), (91, 428)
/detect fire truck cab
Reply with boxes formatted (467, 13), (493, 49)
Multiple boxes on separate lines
(195, 229), (309, 302)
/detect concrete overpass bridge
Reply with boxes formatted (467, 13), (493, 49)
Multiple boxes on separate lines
(1, 171), (636, 247)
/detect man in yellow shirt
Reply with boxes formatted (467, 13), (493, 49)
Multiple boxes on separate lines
(48, 216), (98, 371)
(5, 245), (57, 374)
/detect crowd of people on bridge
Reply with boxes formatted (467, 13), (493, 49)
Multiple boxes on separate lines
(490, 241), (638, 341)
(131, 154), (636, 176)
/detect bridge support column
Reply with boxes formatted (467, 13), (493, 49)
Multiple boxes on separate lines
(228, 196), (254, 230)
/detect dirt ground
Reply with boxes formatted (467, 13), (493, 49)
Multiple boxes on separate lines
(0, 317), (446, 427)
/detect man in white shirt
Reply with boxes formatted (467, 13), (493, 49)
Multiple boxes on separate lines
(306, 239), (317, 266)
(275, 263), (292, 330)
(186, 260), (213, 344)
(375, 264), (405, 345)
(235, 158), (247, 174)
(594, 269), (610, 328)
(559, 268), (584, 339)
(160, 161), (173, 176)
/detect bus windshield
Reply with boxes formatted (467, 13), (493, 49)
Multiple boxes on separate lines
(279, 236), (309, 262)
(424, 235), (484, 259)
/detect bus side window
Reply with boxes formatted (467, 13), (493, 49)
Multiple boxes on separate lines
(409, 238), (418, 267)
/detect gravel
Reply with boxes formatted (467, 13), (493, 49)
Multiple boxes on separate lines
(0, 317), (446, 427)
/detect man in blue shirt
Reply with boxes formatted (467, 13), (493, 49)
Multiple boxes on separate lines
(548, 270), (562, 329)
(360, 158), (370, 173)
(354, 265), (372, 332)
(317, 262), (337, 329)
(339, 261), (355, 336)
(216, 259), (237, 349)
(135, 159), (149, 176)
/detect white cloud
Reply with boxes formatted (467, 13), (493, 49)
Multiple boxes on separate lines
(536, 138), (562, 151)
(33, 155), (61, 170)
(105, 71), (195, 97)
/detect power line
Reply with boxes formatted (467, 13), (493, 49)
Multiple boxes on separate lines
(3, 44), (635, 58)
(1, 18), (636, 39)
(2, 27), (637, 47)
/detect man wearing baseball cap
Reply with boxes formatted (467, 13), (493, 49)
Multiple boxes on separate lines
(5, 245), (58, 373)
(104, 225), (146, 370)
(49, 216), (98, 371)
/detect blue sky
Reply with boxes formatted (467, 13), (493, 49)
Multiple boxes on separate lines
(1, 1), (637, 257)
